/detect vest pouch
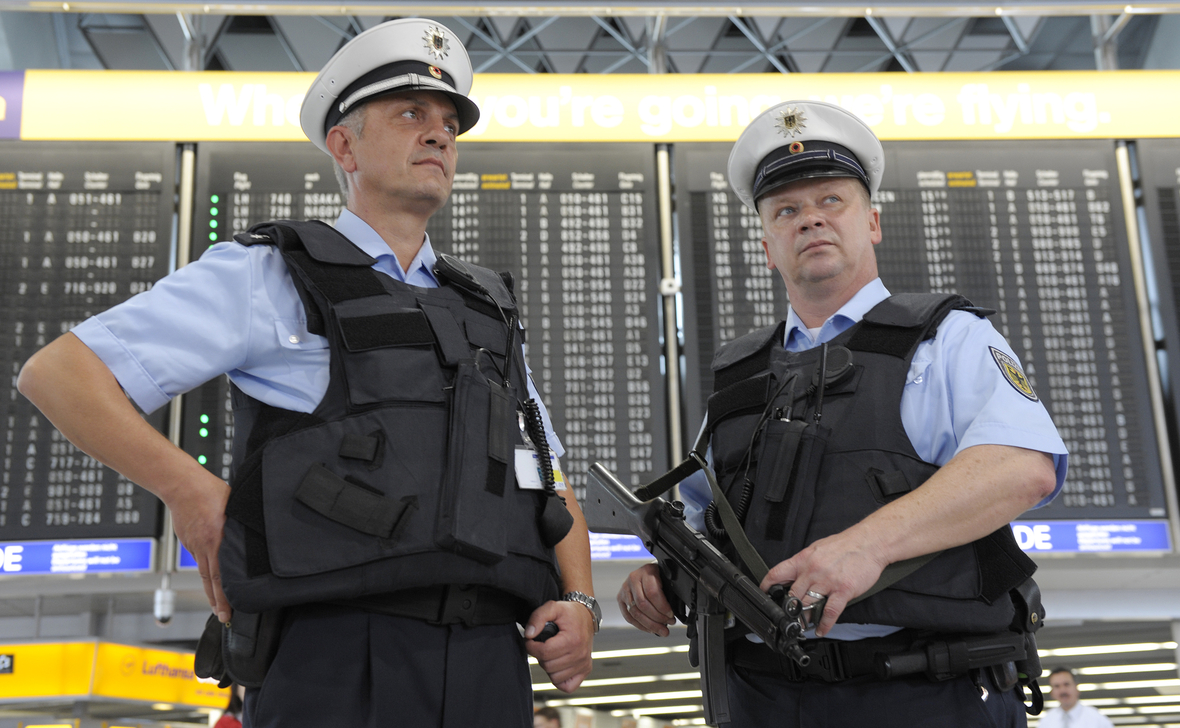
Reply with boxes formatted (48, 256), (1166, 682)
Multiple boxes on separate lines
(335, 302), (447, 407)
(754, 423), (829, 556)
(260, 407), (445, 578)
(436, 361), (511, 565)
(755, 418), (809, 503)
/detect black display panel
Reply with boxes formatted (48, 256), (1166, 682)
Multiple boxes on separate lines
(1137, 139), (1180, 460)
(186, 142), (667, 501)
(0, 142), (175, 539)
(678, 140), (1168, 521)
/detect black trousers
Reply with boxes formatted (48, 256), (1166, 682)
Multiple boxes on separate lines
(242, 604), (533, 728)
(725, 664), (1028, 727)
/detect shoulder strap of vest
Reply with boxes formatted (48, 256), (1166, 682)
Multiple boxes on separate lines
(847, 292), (992, 360)
(432, 252), (518, 313)
(235, 220), (388, 336)
(710, 321), (785, 393)
(235, 219), (376, 267)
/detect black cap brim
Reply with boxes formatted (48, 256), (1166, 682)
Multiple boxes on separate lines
(753, 141), (870, 203)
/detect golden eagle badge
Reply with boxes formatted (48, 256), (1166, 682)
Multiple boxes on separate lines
(990, 346), (1037, 401)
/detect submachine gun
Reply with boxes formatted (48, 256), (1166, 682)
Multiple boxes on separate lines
(584, 462), (822, 726)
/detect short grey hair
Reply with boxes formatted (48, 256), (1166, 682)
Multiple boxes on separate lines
(331, 106), (368, 205)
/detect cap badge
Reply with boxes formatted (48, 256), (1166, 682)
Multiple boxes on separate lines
(424, 26), (451, 60)
(428, 65), (443, 79)
(776, 106), (807, 138)
(789, 141), (805, 153)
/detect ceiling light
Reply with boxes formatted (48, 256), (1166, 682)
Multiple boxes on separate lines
(1126, 696), (1180, 705)
(1134, 705), (1180, 714)
(630, 704), (704, 716)
(1078, 663), (1178, 675)
(1040, 642), (1178, 657)
(549, 694), (643, 706)
(643, 690), (703, 701)
(593, 645), (692, 660)
(533, 671), (700, 691)
(1087, 678), (1180, 691)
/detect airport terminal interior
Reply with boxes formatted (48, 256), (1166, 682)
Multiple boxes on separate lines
(1, 1), (1180, 726)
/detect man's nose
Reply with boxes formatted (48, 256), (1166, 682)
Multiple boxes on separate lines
(799, 209), (824, 230)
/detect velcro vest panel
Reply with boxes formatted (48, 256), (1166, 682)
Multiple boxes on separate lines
(218, 220), (560, 614)
(707, 293), (1036, 634)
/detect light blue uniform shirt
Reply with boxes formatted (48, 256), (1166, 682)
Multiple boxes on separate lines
(73, 209), (563, 455)
(680, 278), (1068, 639)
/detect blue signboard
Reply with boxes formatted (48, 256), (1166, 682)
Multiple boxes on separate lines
(0, 538), (155, 575)
(1012, 520), (1172, 553)
(172, 521), (1171, 567)
(590, 532), (651, 561)
(178, 544), (197, 570)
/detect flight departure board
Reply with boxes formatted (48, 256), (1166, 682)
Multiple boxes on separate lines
(185, 142), (667, 501)
(0, 142), (174, 539)
(1135, 139), (1180, 433)
(678, 140), (1169, 521)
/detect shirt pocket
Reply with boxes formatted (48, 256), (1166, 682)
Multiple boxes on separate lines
(275, 318), (329, 352)
(906, 355), (933, 387)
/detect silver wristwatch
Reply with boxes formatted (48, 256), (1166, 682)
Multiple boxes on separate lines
(562, 591), (602, 633)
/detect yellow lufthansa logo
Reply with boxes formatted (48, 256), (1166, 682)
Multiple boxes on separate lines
(990, 346), (1037, 401)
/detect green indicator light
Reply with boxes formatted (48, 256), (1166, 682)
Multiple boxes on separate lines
(211, 194), (219, 203)
(200, 414), (210, 424)
(197, 455), (207, 465)
(210, 207), (218, 216)
(209, 219), (218, 228)
(209, 233), (217, 241)
(199, 428), (209, 438)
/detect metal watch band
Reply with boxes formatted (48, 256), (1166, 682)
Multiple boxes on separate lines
(562, 591), (602, 633)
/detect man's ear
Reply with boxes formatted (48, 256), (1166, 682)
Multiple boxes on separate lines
(868, 207), (882, 247)
(761, 237), (776, 270)
(326, 126), (357, 174)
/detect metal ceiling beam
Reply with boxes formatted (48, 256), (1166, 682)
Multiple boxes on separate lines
(727, 15), (790, 74)
(473, 15), (557, 73)
(864, 14), (917, 72)
(52, 11), (72, 67)
(1000, 13), (1031, 52)
(449, 15), (536, 73)
(12, 2), (1180, 18)
(267, 14), (304, 69)
(590, 15), (649, 72)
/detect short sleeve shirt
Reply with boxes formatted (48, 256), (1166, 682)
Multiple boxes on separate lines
(72, 209), (563, 455)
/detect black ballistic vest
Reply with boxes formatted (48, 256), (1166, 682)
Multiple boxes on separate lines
(707, 293), (1037, 633)
(217, 220), (561, 614)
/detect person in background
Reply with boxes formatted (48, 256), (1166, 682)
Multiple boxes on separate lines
(1038, 668), (1114, 728)
(214, 684), (245, 728)
(534, 706), (562, 728)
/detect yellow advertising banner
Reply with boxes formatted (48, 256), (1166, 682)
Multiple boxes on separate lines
(91, 642), (228, 708)
(0, 641), (227, 709)
(0, 642), (95, 700)
(15, 69), (1180, 143)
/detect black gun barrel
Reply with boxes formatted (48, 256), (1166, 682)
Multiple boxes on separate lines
(585, 462), (803, 660)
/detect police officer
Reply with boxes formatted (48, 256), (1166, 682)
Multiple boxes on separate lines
(618, 101), (1067, 726)
(19, 19), (596, 727)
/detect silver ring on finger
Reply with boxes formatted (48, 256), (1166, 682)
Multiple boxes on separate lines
(805, 589), (826, 601)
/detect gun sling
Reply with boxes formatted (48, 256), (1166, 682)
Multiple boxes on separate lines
(729, 629), (1028, 684)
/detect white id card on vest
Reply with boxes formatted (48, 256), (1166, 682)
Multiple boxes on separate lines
(514, 446), (567, 491)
